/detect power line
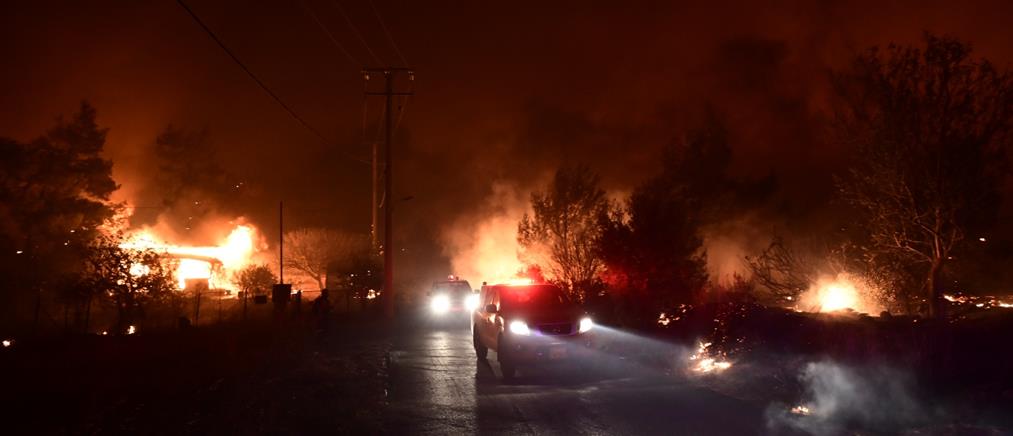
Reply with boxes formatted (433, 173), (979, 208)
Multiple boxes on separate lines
(175, 0), (369, 165)
(299, 0), (361, 67)
(367, 0), (408, 66)
(330, 0), (383, 66)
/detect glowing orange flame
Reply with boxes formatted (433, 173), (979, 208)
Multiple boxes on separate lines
(688, 341), (732, 373)
(816, 283), (858, 312)
(121, 224), (262, 292)
(799, 273), (883, 315)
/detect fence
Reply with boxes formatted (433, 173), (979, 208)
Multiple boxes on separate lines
(3, 286), (378, 337)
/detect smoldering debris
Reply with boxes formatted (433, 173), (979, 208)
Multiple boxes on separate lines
(766, 360), (927, 435)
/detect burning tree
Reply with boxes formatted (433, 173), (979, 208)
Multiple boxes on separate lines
(834, 34), (1013, 318)
(518, 165), (610, 301)
(283, 228), (371, 290)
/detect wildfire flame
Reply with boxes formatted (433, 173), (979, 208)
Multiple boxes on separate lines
(688, 341), (732, 373)
(943, 293), (1013, 310)
(799, 273), (883, 315)
(816, 283), (858, 312)
(120, 224), (262, 292)
(790, 405), (811, 416)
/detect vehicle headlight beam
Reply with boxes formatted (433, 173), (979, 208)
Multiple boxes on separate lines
(430, 294), (451, 314)
(579, 317), (593, 333)
(464, 293), (480, 311)
(509, 320), (531, 335)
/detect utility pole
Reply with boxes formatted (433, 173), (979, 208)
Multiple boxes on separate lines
(363, 67), (413, 319)
(371, 141), (378, 250)
(279, 201), (284, 284)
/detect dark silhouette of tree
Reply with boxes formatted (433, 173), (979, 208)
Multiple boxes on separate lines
(283, 228), (371, 290)
(234, 264), (277, 296)
(81, 232), (178, 332)
(518, 165), (610, 301)
(233, 263), (276, 319)
(834, 34), (1013, 318)
(132, 125), (247, 230)
(0, 102), (119, 326)
(597, 169), (707, 324)
(745, 236), (815, 304)
(661, 114), (775, 222)
(597, 121), (765, 324)
(326, 249), (381, 306)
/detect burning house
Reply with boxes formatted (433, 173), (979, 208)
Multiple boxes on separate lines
(120, 223), (266, 296)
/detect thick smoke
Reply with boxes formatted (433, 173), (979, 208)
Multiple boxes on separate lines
(766, 360), (927, 435)
(700, 212), (775, 285)
(439, 182), (530, 284)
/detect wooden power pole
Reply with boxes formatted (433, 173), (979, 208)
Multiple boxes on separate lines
(363, 67), (413, 319)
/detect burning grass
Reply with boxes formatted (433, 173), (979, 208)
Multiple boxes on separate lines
(688, 341), (733, 374)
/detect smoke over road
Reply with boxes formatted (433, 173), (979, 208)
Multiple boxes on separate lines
(439, 182), (530, 285)
(766, 360), (927, 435)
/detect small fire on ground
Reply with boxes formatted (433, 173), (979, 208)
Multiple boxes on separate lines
(944, 293), (1013, 310)
(790, 405), (811, 416)
(689, 341), (732, 374)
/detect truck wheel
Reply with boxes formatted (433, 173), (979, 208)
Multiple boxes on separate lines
(500, 359), (516, 381)
(474, 329), (488, 360)
(498, 334), (516, 381)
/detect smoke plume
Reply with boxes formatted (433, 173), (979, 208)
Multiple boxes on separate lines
(439, 182), (530, 284)
(766, 360), (927, 435)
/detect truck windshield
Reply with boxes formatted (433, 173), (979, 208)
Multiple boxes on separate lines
(501, 285), (570, 310)
(432, 281), (472, 295)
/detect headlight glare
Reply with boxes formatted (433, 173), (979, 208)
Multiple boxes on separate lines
(430, 294), (450, 314)
(579, 317), (594, 333)
(464, 293), (480, 311)
(509, 320), (531, 335)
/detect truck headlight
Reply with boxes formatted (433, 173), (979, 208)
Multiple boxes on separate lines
(579, 317), (593, 333)
(509, 320), (531, 336)
(430, 294), (450, 314)
(464, 293), (480, 311)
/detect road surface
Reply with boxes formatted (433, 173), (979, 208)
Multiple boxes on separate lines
(383, 320), (778, 435)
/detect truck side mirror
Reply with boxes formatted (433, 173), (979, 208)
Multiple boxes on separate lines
(485, 304), (498, 313)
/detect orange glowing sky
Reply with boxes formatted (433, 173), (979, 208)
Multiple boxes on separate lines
(3, 1), (1013, 284)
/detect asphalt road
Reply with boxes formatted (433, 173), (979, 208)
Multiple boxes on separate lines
(384, 319), (777, 436)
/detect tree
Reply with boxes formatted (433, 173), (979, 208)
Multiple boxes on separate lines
(0, 102), (119, 326)
(233, 264), (276, 319)
(81, 232), (178, 332)
(597, 163), (708, 322)
(745, 237), (816, 305)
(518, 165), (610, 301)
(132, 125), (245, 229)
(327, 250), (381, 307)
(234, 264), (277, 297)
(598, 119), (773, 323)
(834, 34), (1013, 318)
(283, 228), (371, 290)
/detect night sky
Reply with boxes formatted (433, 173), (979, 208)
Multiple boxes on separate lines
(3, 0), (1013, 284)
